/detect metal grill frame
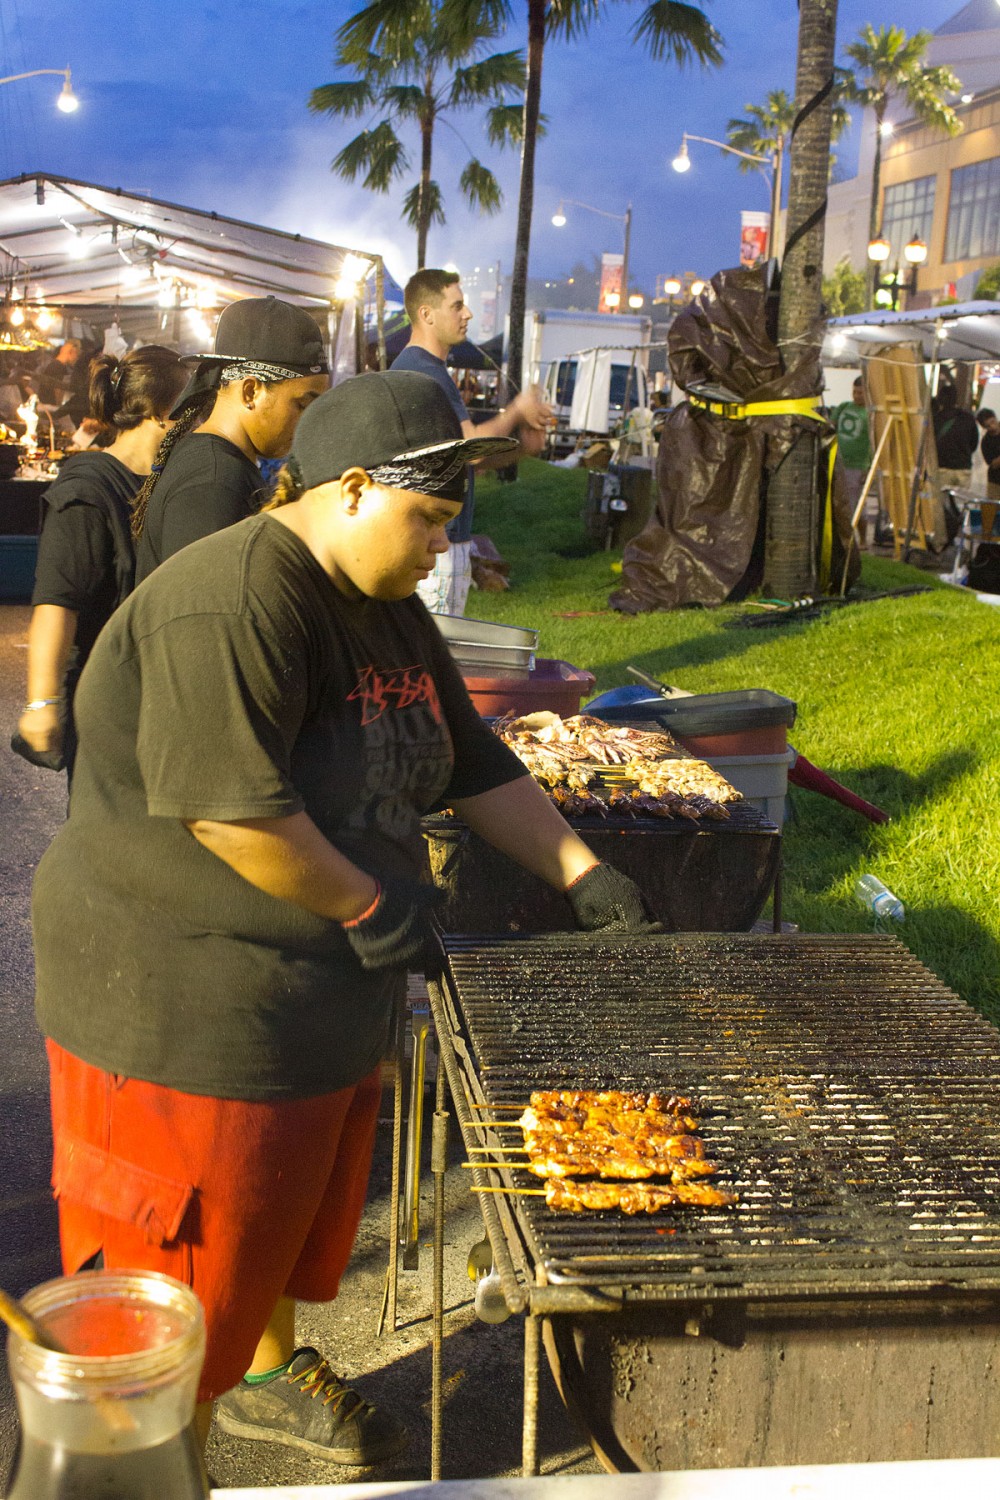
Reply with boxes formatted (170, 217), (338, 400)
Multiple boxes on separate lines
(429, 932), (1000, 1314)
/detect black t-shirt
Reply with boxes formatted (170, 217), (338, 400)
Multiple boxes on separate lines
(134, 432), (263, 585)
(31, 451), (139, 679)
(33, 515), (525, 1100)
(934, 408), (979, 470)
(981, 430), (1000, 477)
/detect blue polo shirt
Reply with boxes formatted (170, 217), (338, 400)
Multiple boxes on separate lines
(391, 344), (474, 543)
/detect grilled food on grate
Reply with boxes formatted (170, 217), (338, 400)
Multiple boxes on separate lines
(511, 1089), (737, 1210)
(544, 1179), (737, 1213)
(491, 713), (741, 820)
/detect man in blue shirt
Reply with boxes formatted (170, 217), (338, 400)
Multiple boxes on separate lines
(393, 269), (551, 615)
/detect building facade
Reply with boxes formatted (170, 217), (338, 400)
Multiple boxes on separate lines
(825, 0), (1000, 302)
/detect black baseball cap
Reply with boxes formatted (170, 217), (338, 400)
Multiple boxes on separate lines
(289, 370), (517, 501)
(171, 296), (329, 418)
(195, 296), (328, 374)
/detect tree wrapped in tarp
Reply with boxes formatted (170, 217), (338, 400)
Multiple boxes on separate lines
(610, 264), (859, 613)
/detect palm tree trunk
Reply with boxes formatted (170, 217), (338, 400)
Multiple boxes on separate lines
(505, 0), (545, 406)
(417, 84), (434, 270)
(763, 0), (839, 600)
(866, 102), (885, 309)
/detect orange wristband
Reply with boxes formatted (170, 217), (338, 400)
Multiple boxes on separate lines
(341, 881), (382, 929)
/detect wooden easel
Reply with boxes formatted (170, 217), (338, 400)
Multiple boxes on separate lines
(864, 344), (944, 556)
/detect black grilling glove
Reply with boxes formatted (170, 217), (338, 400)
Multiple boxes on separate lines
(565, 862), (663, 934)
(342, 876), (444, 972)
(10, 731), (66, 773)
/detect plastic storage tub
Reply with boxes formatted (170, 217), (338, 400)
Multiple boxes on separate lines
(586, 686), (797, 757)
(700, 748), (794, 826)
(462, 658), (596, 718)
(0, 535), (37, 601)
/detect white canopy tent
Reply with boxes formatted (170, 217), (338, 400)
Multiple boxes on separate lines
(823, 302), (1000, 559)
(0, 171), (391, 371)
(823, 302), (1000, 366)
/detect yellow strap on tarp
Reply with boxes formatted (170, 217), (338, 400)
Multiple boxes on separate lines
(819, 437), (838, 591)
(687, 392), (841, 591)
(688, 393), (827, 422)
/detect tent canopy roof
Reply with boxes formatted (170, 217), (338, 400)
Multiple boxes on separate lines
(824, 302), (1000, 365)
(0, 171), (383, 312)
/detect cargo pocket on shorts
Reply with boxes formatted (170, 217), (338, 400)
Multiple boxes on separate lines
(53, 1131), (194, 1248)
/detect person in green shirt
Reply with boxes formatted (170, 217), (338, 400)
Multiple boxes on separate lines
(834, 377), (875, 544)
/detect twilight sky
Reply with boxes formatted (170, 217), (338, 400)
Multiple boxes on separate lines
(2, 0), (960, 310)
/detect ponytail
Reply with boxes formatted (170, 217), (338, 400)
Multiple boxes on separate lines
(130, 392), (214, 540)
(89, 345), (188, 433)
(261, 461), (305, 511)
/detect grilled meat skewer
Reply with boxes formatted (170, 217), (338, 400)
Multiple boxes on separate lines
(544, 1179), (737, 1213)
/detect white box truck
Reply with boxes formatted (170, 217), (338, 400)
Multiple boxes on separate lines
(518, 308), (652, 452)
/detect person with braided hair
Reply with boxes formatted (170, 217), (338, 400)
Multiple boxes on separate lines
(12, 345), (187, 777)
(133, 297), (328, 583)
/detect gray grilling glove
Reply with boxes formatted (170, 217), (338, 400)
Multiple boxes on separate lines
(565, 862), (663, 934)
(341, 876), (444, 971)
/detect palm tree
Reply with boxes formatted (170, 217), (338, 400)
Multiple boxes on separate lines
(725, 88), (850, 254)
(310, 0), (528, 268)
(838, 25), (960, 306)
(431, 0), (723, 401)
(763, 0), (839, 600)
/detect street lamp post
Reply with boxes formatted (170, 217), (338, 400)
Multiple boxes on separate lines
(0, 67), (78, 112)
(552, 198), (632, 312)
(671, 131), (782, 259)
(867, 233), (928, 310)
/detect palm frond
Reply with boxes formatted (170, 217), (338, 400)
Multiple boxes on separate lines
(383, 82), (429, 120)
(485, 100), (546, 147)
(450, 49), (527, 105)
(308, 79), (376, 118)
(337, 0), (433, 66)
(546, 0), (602, 44)
(403, 180), (446, 229)
(332, 121), (409, 191)
(459, 158), (503, 214)
(630, 1), (724, 69)
(437, 0), (514, 50)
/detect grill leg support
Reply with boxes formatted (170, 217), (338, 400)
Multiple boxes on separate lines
(522, 1313), (541, 1477)
(430, 1056), (449, 1481)
(378, 994), (406, 1338)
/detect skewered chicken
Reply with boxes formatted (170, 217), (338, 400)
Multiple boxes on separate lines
(525, 1142), (718, 1181)
(544, 1179), (737, 1213)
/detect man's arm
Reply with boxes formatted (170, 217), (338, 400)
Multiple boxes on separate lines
(451, 775), (598, 890)
(184, 810), (378, 922)
(462, 385), (552, 467)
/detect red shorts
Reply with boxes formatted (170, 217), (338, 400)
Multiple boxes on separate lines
(46, 1040), (382, 1401)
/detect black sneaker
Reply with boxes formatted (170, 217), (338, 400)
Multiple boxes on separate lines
(214, 1347), (407, 1465)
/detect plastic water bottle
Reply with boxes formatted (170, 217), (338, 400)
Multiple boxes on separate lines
(855, 874), (904, 922)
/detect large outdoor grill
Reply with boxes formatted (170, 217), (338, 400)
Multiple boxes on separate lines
(425, 932), (1000, 1476)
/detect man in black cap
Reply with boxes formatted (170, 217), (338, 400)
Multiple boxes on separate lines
(34, 368), (657, 1472)
(132, 296), (329, 583)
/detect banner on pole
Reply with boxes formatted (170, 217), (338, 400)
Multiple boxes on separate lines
(740, 211), (770, 269)
(598, 253), (624, 312)
(479, 288), (497, 338)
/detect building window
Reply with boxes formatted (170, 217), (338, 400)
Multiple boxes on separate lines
(944, 157), (1000, 262)
(882, 176), (936, 253)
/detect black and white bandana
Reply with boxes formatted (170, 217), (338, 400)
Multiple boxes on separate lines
(220, 359), (307, 385)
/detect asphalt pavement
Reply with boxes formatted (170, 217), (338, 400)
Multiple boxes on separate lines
(0, 601), (599, 1490)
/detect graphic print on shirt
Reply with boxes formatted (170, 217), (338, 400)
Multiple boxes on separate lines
(345, 663), (454, 843)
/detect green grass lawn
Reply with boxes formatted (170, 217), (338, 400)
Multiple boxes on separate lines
(472, 460), (1000, 1021)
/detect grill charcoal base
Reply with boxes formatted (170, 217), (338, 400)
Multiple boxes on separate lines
(546, 1299), (1000, 1473)
(423, 807), (780, 933)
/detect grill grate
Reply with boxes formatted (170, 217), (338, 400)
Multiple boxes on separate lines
(435, 933), (1000, 1302)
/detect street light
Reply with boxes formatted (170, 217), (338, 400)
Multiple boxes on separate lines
(552, 197), (633, 313)
(867, 232), (927, 309)
(671, 131), (783, 260)
(0, 67), (79, 112)
(628, 293), (644, 310)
